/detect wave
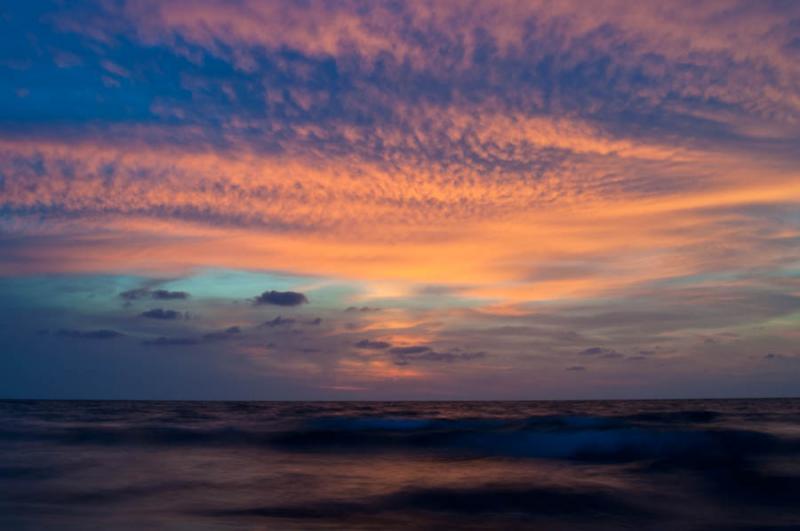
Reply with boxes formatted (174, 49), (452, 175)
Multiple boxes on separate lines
(2, 411), (792, 467)
(272, 415), (785, 464)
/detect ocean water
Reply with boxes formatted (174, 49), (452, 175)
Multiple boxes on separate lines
(1, 400), (799, 530)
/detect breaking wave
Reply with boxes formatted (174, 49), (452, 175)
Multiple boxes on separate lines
(1, 406), (794, 465)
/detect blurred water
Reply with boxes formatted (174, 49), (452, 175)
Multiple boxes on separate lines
(1, 399), (799, 530)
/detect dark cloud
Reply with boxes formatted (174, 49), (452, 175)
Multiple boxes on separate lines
(56, 329), (124, 340)
(397, 350), (486, 364)
(144, 326), (242, 347)
(763, 353), (797, 361)
(566, 366), (586, 371)
(388, 345), (432, 355)
(140, 308), (182, 320)
(355, 339), (391, 350)
(151, 289), (189, 300)
(120, 289), (189, 301)
(120, 288), (150, 301)
(142, 336), (198, 347)
(262, 316), (296, 327)
(305, 317), (322, 326)
(579, 347), (624, 359)
(352, 342), (489, 364)
(254, 291), (308, 307)
(415, 284), (468, 296)
(389, 345), (486, 365)
(345, 306), (381, 312)
(202, 326), (242, 342)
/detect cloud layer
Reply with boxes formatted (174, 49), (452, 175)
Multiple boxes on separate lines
(0, 1), (798, 398)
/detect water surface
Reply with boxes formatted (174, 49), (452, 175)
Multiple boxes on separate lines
(1, 399), (799, 530)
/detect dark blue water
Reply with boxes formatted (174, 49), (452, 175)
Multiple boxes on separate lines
(1, 399), (800, 530)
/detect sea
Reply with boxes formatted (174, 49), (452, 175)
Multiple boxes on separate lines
(1, 399), (799, 530)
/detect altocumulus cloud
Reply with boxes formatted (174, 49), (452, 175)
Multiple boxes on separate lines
(254, 291), (308, 307)
(0, 0), (798, 402)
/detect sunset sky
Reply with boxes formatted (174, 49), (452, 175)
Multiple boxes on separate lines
(1, 0), (799, 399)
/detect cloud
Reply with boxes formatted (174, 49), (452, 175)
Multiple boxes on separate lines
(139, 308), (182, 320)
(142, 336), (198, 346)
(254, 291), (308, 307)
(579, 347), (625, 359)
(388, 344), (487, 364)
(202, 326), (241, 342)
(415, 285), (469, 296)
(120, 289), (150, 301)
(262, 316), (296, 327)
(1, 0), (800, 400)
(763, 353), (798, 361)
(354, 339), (391, 350)
(56, 329), (124, 339)
(397, 350), (487, 364)
(143, 326), (242, 347)
(151, 289), (190, 300)
(388, 346), (432, 356)
(121, 289), (189, 301)
(566, 366), (586, 372)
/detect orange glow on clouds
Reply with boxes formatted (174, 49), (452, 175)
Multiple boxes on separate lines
(1, 0), (799, 399)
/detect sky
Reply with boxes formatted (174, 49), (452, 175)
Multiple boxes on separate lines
(1, 0), (799, 400)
